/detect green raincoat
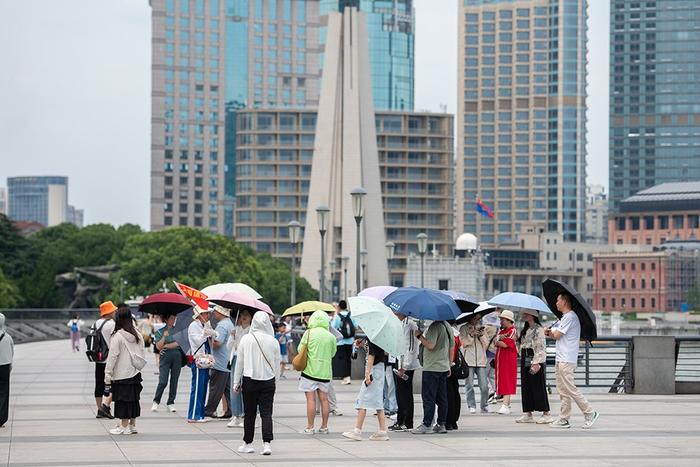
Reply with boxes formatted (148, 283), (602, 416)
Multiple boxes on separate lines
(298, 310), (337, 381)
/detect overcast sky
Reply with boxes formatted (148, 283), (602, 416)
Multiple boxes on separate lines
(0, 0), (609, 229)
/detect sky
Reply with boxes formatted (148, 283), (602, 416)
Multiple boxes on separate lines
(0, 0), (609, 229)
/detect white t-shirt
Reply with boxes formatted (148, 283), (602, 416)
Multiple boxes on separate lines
(553, 311), (581, 364)
(94, 318), (115, 348)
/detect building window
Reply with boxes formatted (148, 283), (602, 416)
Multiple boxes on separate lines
(611, 279), (616, 289)
(621, 279), (626, 289)
(689, 215), (700, 229)
(438, 280), (449, 290)
(601, 298), (606, 308)
(612, 298), (616, 308)
(658, 215), (668, 229)
(651, 278), (656, 289)
(651, 297), (656, 308)
(644, 216), (654, 229)
(602, 279), (606, 289)
(602, 263), (606, 271)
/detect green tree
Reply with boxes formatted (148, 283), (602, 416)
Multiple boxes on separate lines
(0, 269), (22, 308)
(0, 213), (31, 279)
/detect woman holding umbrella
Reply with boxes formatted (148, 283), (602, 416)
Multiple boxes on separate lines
(151, 313), (183, 413)
(515, 310), (552, 424)
(494, 310), (517, 415)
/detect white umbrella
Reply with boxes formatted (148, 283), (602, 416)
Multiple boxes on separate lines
(348, 296), (407, 358)
(201, 283), (263, 300)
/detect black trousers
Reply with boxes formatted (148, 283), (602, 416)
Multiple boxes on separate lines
(242, 376), (275, 444)
(395, 369), (415, 428)
(521, 359), (550, 413)
(0, 364), (10, 426)
(332, 344), (352, 378)
(446, 374), (462, 427)
(421, 370), (448, 427)
(205, 369), (231, 417)
(94, 363), (106, 398)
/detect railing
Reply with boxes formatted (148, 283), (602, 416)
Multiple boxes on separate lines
(0, 308), (100, 320)
(675, 336), (700, 383)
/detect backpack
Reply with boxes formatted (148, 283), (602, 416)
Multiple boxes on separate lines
(70, 321), (78, 333)
(339, 312), (355, 339)
(85, 320), (109, 363)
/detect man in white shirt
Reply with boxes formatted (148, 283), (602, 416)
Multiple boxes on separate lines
(389, 313), (421, 431)
(545, 292), (599, 429)
(94, 301), (116, 419)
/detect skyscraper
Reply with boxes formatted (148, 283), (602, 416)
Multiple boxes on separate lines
(608, 0), (700, 212)
(7, 176), (68, 227)
(457, 0), (588, 246)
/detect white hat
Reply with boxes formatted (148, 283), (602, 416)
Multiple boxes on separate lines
(522, 309), (539, 318)
(499, 310), (515, 323)
(192, 305), (210, 319)
(212, 304), (231, 317)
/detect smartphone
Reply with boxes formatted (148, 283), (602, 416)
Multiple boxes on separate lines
(364, 374), (374, 386)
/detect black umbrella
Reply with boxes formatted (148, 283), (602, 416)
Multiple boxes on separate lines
(541, 279), (597, 342)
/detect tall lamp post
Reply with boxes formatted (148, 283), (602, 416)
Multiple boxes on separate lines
(329, 261), (337, 301)
(385, 241), (395, 286)
(417, 233), (428, 288)
(316, 205), (331, 302)
(342, 255), (350, 299)
(350, 188), (367, 296)
(361, 249), (368, 290)
(287, 220), (301, 306)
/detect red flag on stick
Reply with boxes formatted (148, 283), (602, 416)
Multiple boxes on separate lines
(173, 281), (209, 310)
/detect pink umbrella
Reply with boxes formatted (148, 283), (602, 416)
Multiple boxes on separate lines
(209, 291), (273, 316)
(358, 286), (398, 301)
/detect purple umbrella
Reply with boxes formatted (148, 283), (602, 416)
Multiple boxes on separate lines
(358, 286), (398, 301)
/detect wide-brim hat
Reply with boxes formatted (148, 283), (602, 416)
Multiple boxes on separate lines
(499, 310), (515, 323)
(212, 304), (231, 317)
(192, 305), (210, 319)
(100, 301), (118, 317)
(522, 309), (539, 318)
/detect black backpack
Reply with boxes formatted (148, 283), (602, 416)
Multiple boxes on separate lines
(85, 320), (109, 363)
(339, 312), (355, 339)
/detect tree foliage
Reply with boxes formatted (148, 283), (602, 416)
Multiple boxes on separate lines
(0, 269), (22, 308)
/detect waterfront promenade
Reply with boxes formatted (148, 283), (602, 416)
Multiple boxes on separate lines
(1, 340), (699, 466)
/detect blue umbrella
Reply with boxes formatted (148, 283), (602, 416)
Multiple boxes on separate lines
(440, 290), (480, 314)
(171, 307), (195, 354)
(487, 292), (553, 315)
(383, 287), (461, 321)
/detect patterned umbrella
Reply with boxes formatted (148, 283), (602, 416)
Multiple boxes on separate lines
(348, 296), (407, 357)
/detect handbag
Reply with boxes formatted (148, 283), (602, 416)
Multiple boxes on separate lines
(188, 341), (216, 369)
(292, 329), (311, 371)
(124, 338), (147, 371)
(451, 347), (470, 379)
(251, 332), (275, 373)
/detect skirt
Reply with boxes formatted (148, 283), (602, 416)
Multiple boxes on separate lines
(112, 373), (143, 419)
(354, 363), (385, 411)
(520, 350), (550, 413)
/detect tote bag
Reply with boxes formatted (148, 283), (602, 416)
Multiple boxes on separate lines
(292, 329), (312, 372)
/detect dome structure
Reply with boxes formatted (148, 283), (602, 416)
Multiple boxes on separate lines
(456, 233), (478, 252)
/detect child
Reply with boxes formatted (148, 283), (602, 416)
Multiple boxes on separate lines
(275, 323), (289, 379)
(342, 338), (389, 441)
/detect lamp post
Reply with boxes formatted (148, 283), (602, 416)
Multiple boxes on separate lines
(351, 187), (367, 296)
(361, 249), (368, 289)
(417, 233), (428, 288)
(316, 205), (331, 302)
(385, 241), (395, 286)
(287, 220), (301, 306)
(329, 261), (337, 301)
(342, 255), (350, 299)
(120, 279), (128, 303)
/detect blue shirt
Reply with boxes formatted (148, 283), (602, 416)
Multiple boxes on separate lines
(212, 318), (234, 372)
(331, 311), (357, 346)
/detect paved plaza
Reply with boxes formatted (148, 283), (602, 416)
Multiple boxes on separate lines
(1, 340), (699, 466)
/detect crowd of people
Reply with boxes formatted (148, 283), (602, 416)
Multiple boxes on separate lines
(80, 291), (599, 455)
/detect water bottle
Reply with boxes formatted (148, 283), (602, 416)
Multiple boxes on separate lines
(351, 344), (359, 360)
(393, 368), (409, 381)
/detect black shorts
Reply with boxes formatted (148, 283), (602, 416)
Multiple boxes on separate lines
(94, 363), (106, 398)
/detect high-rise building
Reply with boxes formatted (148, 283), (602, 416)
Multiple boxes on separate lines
(67, 205), (84, 228)
(457, 0), (588, 247)
(608, 0), (700, 212)
(0, 187), (6, 215)
(7, 176), (68, 227)
(585, 184), (608, 244)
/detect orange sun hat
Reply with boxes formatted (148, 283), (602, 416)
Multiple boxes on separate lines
(99, 301), (118, 317)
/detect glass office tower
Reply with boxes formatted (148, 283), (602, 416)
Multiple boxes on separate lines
(609, 0), (700, 212)
(457, 0), (587, 246)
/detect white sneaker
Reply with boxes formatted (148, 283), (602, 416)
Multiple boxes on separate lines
(302, 428), (315, 434)
(536, 415), (555, 424)
(342, 376), (352, 385)
(237, 443), (255, 453)
(369, 431), (389, 441)
(342, 429), (362, 441)
(151, 402), (159, 412)
(497, 405), (511, 415)
(469, 407), (476, 414)
(582, 411), (600, 429)
(128, 424), (138, 434)
(227, 416), (244, 428)
(262, 442), (272, 455)
(330, 409), (343, 416)
(317, 427), (330, 434)
(167, 405), (177, 413)
(515, 414), (534, 423)
(109, 425), (132, 435)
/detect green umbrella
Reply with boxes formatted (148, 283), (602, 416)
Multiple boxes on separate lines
(348, 296), (407, 358)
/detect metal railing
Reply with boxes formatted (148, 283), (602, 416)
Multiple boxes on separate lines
(675, 337), (700, 383)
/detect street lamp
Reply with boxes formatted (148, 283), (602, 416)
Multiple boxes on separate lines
(329, 261), (337, 301)
(287, 220), (301, 306)
(316, 205), (331, 302)
(385, 241), (395, 286)
(417, 233), (428, 288)
(342, 255), (350, 299)
(120, 279), (128, 303)
(361, 249), (368, 289)
(351, 187), (367, 295)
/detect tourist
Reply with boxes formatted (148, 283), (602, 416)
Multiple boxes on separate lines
(389, 312), (420, 432)
(66, 314), (84, 352)
(104, 306), (146, 435)
(331, 300), (356, 385)
(275, 322), (289, 379)
(546, 293), (600, 429)
(187, 305), (216, 423)
(284, 316), (297, 361)
(495, 310), (518, 415)
(151, 313), (182, 412)
(445, 323), (463, 430)
(411, 320), (453, 434)
(383, 354), (398, 419)
(151, 314), (165, 372)
(227, 309), (252, 428)
(233, 311), (281, 455)
(342, 338), (389, 441)
(94, 301), (117, 419)
(298, 310), (337, 434)
(205, 305), (235, 419)
(0, 313), (14, 428)
(460, 313), (490, 414)
(516, 310), (553, 424)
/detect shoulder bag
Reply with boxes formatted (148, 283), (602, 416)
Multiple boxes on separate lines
(292, 329), (312, 372)
(251, 332), (275, 373)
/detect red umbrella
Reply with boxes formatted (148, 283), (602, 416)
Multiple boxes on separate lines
(209, 291), (273, 316)
(139, 292), (193, 316)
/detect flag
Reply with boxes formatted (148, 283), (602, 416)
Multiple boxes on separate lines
(475, 198), (494, 218)
(173, 281), (209, 310)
